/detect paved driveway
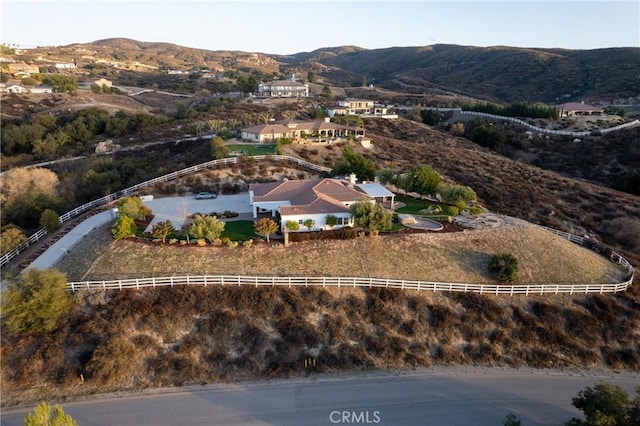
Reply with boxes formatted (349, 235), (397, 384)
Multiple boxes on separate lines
(144, 194), (252, 231)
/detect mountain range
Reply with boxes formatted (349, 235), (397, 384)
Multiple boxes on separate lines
(16, 38), (640, 103)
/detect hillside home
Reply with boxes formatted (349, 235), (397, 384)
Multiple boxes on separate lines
(328, 99), (397, 118)
(240, 118), (364, 143)
(5, 62), (40, 76)
(249, 177), (378, 231)
(556, 102), (604, 117)
(0, 84), (28, 94)
(29, 85), (53, 94)
(258, 79), (309, 98)
(54, 62), (77, 70)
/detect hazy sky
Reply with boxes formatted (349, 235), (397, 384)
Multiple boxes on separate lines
(2, 1), (639, 54)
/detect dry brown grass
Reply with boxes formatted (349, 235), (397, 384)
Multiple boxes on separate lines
(82, 223), (627, 285)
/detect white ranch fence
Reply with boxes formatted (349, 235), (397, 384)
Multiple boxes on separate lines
(459, 110), (639, 137)
(68, 226), (634, 295)
(0, 155), (331, 268)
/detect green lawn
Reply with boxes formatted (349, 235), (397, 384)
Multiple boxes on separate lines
(222, 220), (260, 241)
(227, 144), (276, 156)
(395, 195), (459, 216)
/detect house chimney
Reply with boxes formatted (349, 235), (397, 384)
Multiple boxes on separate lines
(324, 117), (330, 123)
(349, 173), (357, 185)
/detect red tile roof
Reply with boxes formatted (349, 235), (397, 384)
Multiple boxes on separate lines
(250, 178), (372, 216)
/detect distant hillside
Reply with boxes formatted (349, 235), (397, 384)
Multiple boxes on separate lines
(298, 44), (640, 103)
(14, 39), (640, 103)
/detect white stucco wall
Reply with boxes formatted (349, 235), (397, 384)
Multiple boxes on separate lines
(281, 213), (353, 232)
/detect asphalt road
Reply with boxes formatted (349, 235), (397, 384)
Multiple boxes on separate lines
(2, 369), (637, 426)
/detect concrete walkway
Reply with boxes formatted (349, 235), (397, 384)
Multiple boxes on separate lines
(27, 209), (116, 270)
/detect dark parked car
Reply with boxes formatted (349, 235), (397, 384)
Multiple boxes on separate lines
(195, 192), (217, 200)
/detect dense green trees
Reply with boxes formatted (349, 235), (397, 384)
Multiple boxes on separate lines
(1, 108), (167, 159)
(350, 200), (392, 232)
(397, 165), (442, 196)
(465, 118), (507, 152)
(564, 382), (639, 426)
(1, 268), (72, 335)
(332, 145), (376, 181)
(236, 74), (258, 93)
(44, 75), (78, 93)
(463, 101), (558, 119)
(24, 402), (78, 426)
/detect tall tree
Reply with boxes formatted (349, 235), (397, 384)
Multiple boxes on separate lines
(332, 145), (376, 181)
(211, 136), (229, 159)
(402, 165), (441, 196)
(350, 200), (392, 232)
(40, 209), (61, 232)
(150, 220), (175, 243)
(111, 215), (137, 239)
(254, 217), (278, 243)
(2, 268), (72, 335)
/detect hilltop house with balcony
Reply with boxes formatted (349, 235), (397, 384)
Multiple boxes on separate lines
(258, 79), (309, 98)
(249, 177), (381, 231)
(240, 118), (364, 143)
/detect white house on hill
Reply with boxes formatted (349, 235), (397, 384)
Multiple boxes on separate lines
(258, 80), (309, 98)
(249, 178), (377, 231)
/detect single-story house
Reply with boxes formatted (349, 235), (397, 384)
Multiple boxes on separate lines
(29, 85), (53, 94)
(258, 80), (309, 98)
(240, 118), (363, 143)
(249, 178), (376, 231)
(0, 84), (29, 94)
(556, 102), (604, 117)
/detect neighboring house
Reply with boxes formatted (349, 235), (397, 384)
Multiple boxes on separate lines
(29, 85), (53, 94)
(0, 84), (29, 94)
(328, 98), (397, 118)
(240, 118), (362, 143)
(55, 62), (77, 70)
(249, 178), (377, 231)
(5, 62), (40, 76)
(556, 102), (604, 117)
(258, 79), (309, 97)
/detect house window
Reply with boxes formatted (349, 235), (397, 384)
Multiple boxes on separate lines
(298, 219), (303, 225)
